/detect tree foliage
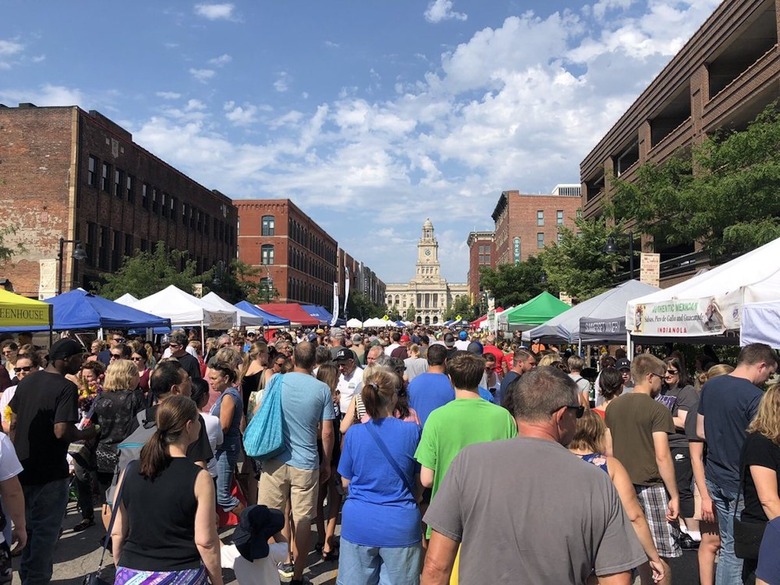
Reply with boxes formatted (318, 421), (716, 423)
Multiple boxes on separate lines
(404, 304), (417, 322)
(538, 217), (628, 301)
(479, 255), (551, 308)
(348, 292), (385, 321)
(442, 294), (479, 322)
(609, 103), (780, 259)
(96, 241), (199, 299)
(204, 259), (270, 304)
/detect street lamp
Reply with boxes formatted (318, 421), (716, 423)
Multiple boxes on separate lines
(604, 232), (635, 280)
(57, 238), (87, 295)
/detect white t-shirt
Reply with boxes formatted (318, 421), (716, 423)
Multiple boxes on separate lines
(384, 343), (399, 356)
(0, 385), (17, 430)
(337, 366), (364, 415)
(454, 340), (470, 351)
(221, 542), (287, 585)
(201, 412), (223, 478)
(162, 345), (198, 359)
(0, 433), (23, 545)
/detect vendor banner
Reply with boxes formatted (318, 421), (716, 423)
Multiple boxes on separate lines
(580, 317), (626, 343)
(630, 296), (739, 337)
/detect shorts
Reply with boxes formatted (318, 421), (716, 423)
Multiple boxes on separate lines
(635, 484), (682, 558)
(258, 459), (319, 523)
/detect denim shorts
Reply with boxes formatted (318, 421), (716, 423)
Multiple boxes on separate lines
(337, 537), (422, 585)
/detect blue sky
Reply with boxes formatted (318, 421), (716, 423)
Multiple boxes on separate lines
(1, 0), (721, 283)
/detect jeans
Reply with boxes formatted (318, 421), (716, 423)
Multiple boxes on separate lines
(215, 445), (240, 512)
(706, 477), (744, 585)
(73, 460), (94, 520)
(20, 478), (70, 585)
(337, 537), (422, 585)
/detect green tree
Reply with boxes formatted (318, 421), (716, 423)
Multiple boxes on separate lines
(443, 294), (479, 321)
(347, 292), (385, 321)
(205, 259), (266, 304)
(387, 306), (401, 321)
(478, 256), (552, 308)
(539, 217), (628, 301)
(96, 241), (199, 299)
(609, 103), (780, 259)
(404, 304), (417, 322)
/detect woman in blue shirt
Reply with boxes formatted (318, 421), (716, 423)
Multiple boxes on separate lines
(208, 359), (244, 517)
(338, 366), (422, 585)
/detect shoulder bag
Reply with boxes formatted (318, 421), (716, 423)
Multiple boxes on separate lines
(733, 460), (767, 560)
(243, 373), (285, 460)
(364, 422), (415, 497)
(82, 460), (131, 585)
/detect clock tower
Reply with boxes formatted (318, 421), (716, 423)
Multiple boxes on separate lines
(416, 218), (440, 280)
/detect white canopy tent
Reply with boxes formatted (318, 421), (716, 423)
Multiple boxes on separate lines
(201, 292), (265, 327)
(346, 318), (364, 329)
(627, 237), (780, 345)
(363, 317), (392, 328)
(131, 285), (236, 332)
(115, 293), (138, 305)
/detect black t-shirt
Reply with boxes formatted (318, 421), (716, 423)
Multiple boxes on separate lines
(10, 370), (79, 485)
(656, 384), (698, 449)
(741, 432), (780, 523)
(173, 353), (202, 381)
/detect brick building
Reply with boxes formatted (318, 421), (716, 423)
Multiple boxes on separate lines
(0, 104), (237, 298)
(338, 249), (386, 312)
(491, 185), (582, 266)
(581, 0), (780, 281)
(466, 231), (496, 301)
(236, 199), (338, 306)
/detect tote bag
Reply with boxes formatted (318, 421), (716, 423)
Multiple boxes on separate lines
(243, 373), (284, 460)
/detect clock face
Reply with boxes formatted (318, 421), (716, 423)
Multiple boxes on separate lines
(425, 249), (432, 257)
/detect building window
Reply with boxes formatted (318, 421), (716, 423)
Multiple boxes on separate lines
(99, 226), (110, 270)
(126, 175), (134, 203)
(182, 203), (188, 225)
(262, 215), (275, 236)
(576, 209), (583, 219)
(125, 234), (134, 257)
(142, 184), (149, 209)
(537, 232), (545, 249)
(152, 189), (159, 213)
(557, 210), (564, 225)
(101, 163), (111, 193)
(160, 192), (167, 218)
(170, 196), (177, 219)
(113, 169), (122, 197)
(112, 230), (122, 270)
(88, 156), (98, 186)
(261, 244), (274, 265)
(557, 232), (563, 243)
(537, 210), (544, 226)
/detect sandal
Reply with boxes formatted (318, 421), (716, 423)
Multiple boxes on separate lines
(72, 518), (95, 532)
(321, 546), (339, 562)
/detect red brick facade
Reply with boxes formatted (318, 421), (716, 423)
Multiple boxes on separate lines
(491, 189), (581, 266)
(0, 104), (237, 298)
(466, 231), (495, 300)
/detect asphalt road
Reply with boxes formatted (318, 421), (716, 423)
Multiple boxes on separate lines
(22, 499), (701, 584)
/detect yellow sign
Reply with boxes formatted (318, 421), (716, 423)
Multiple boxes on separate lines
(0, 290), (51, 327)
(455, 314), (462, 321)
(382, 314), (390, 320)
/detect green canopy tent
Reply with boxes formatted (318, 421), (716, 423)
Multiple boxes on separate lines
(499, 291), (571, 332)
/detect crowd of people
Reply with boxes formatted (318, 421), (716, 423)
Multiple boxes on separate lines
(0, 324), (778, 585)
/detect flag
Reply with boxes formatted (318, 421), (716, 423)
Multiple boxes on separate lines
(330, 282), (339, 326)
(343, 265), (350, 315)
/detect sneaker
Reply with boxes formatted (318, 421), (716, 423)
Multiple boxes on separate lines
(678, 533), (699, 550)
(277, 562), (294, 578)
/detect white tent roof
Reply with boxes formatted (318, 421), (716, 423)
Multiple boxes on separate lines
(346, 318), (364, 328)
(114, 293), (138, 305)
(201, 292), (264, 327)
(132, 285), (236, 329)
(525, 280), (659, 343)
(627, 237), (780, 340)
(363, 317), (391, 327)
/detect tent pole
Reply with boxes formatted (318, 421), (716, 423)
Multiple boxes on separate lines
(98, 328), (104, 341)
(201, 323), (205, 347)
(48, 304), (54, 348)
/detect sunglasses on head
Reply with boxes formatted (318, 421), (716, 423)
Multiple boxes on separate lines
(14, 366), (32, 373)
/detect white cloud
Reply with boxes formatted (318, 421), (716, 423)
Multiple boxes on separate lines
(273, 72), (290, 93)
(424, 0), (467, 23)
(324, 40), (340, 49)
(208, 54), (232, 67)
(0, 84), (84, 107)
(156, 91), (182, 100)
(224, 101), (261, 126)
(189, 68), (215, 82)
(193, 3), (237, 21)
(0, 39), (24, 70)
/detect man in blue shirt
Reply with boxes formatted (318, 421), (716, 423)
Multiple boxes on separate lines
(408, 344), (454, 428)
(697, 343), (778, 585)
(257, 342), (335, 585)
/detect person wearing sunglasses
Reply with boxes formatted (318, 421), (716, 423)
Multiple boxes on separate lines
(422, 366), (645, 584)
(605, 354), (680, 585)
(0, 352), (39, 434)
(657, 356), (700, 550)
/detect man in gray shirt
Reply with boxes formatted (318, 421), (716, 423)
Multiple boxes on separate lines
(421, 367), (646, 585)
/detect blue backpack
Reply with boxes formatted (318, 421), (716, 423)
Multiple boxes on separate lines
(243, 373), (285, 460)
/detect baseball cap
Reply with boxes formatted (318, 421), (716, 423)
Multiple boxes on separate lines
(616, 358), (631, 371)
(444, 333), (455, 348)
(49, 339), (85, 361)
(351, 333), (363, 344)
(400, 334), (411, 343)
(466, 341), (484, 355)
(331, 327), (344, 339)
(233, 505), (285, 561)
(334, 348), (355, 362)
(458, 331), (468, 340)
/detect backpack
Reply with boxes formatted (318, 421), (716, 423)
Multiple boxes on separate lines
(105, 408), (157, 507)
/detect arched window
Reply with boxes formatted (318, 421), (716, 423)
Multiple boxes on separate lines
(262, 215), (275, 236)
(261, 244), (274, 265)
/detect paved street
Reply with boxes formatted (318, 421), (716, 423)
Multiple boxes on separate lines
(18, 499), (702, 584)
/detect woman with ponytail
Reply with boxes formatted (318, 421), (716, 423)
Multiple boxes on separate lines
(110, 395), (222, 585)
(337, 366), (423, 584)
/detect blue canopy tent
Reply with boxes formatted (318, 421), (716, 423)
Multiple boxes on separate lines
(234, 301), (290, 327)
(0, 289), (171, 332)
(301, 304), (346, 326)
